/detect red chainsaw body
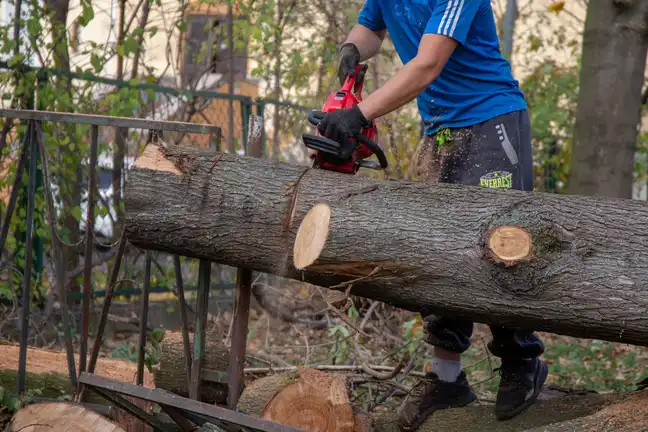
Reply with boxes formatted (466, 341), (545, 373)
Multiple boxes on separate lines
(311, 68), (378, 174)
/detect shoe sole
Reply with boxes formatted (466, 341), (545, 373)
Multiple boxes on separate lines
(496, 360), (549, 421)
(402, 392), (477, 431)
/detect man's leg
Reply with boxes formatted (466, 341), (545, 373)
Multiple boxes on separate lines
(398, 132), (479, 431)
(467, 110), (548, 420)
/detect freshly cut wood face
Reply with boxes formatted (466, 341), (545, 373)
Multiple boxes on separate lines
(293, 203), (331, 270)
(260, 368), (355, 432)
(487, 225), (533, 263)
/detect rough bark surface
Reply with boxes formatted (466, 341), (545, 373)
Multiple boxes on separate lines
(9, 402), (125, 432)
(124, 144), (648, 345)
(154, 331), (229, 404)
(568, 0), (648, 198)
(523, 389), (648, 432)
(373, 391), (633, 432)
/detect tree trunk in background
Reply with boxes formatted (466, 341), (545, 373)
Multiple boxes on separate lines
(124, 143), (648, 346)
(113, 0), (127, 239)
(227, 3), (235, 152)
(568, 1), (648, 199)
(500, 0), (517, 62)
(47, 0), (82, 297)
(271, 0), (284, 158)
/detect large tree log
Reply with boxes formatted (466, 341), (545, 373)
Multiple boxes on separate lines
(373, 390), (641, 432)
(124, 143), (648, 345)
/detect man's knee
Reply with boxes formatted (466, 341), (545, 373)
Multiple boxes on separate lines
(423, 315), (474, 354)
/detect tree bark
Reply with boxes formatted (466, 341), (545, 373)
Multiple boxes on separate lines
(9, 402), (126, 432)
(237, 368), (357, 432)
(373, 391), (637, 432)
(113, 0), (127, 236)
(124, 143), (648, 346)
(153, 331), (229, 404)
(568, 0), (648, 198)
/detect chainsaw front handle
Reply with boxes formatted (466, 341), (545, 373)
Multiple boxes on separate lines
(306, 110), (388, 170)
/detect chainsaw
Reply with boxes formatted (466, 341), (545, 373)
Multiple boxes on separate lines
(302, 64), (388, 175)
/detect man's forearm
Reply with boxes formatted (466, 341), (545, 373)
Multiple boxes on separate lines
(357, 34), (457, 121)
(344, 24), (386, 61)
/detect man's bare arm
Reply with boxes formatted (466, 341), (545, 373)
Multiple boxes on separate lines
(344, 24), (387, 61)
(357, 34), (457, 121)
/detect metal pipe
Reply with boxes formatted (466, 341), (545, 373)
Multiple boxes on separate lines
(227, 267), (252, 409)
(136, 249), (153, 386)
(173, 254), (193, 387)
(16, 121), (37, 396)
(79, 124), (99, 375)
(35, 121), (77, 392)
(189, 259), (210, 400)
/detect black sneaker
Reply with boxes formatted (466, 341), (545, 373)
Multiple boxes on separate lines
(397, 371), (477, 431)
(495, 357), (548, 420)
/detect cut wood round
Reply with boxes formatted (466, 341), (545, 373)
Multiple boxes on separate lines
(237, 368), (356, 432)
(487, 225), (533, 265)
(153, 331), (229, 404)
(124, 143), (648, 346)
(8, 402), (125, 431)
(294, 203), (331, 270)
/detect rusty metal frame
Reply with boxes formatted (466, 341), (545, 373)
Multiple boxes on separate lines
(79, 373), (305, 432)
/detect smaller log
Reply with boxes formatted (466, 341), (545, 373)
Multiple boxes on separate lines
(8, 402), (125, 431)
(153, 331), (229, 404)
(237, 368), (356, 432)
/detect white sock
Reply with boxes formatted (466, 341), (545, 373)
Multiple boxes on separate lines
(431, 357), (462, 383)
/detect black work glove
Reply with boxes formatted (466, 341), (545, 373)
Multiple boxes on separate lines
(338, 43), (361, 86)
(317, 105), (371, 159)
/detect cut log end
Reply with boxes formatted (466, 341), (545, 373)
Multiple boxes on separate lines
(487, 225), (533, 264)
(240, 368), (356, 432)
(9, 402), (126, 432)
(294, 203), (331, 270)
(133, 142), (182, 176)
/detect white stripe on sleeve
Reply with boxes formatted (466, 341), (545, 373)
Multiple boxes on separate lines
(436, 0), (457, 34)
(442, 0), (461, 35)
(448, 0), (466, 37)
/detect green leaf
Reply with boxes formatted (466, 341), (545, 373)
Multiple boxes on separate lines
(117, 44), (125, 57)
(123, 36), (139, 55)
(90, 53), (102, 73)
(78, 1), (95, 27)
(71, 206), (82, 222)
(149, 26), (158, 37)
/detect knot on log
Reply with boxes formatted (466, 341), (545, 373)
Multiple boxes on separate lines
(482, 212), (591, 295)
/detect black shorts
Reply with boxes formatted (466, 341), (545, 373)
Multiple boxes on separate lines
(412, 109), (533, 192)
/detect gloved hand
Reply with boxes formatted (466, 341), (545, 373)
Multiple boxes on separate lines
(317, 105), (371, 159)
(338, 43), (361, 86)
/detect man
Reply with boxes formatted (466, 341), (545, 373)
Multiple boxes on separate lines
(315, 0), (548, 430)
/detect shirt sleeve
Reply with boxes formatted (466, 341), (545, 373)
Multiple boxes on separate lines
(358, 0), (386, 32)
(424, 0), (482, 44)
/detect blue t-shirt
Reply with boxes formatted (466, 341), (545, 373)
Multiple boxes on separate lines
(358, 0), (527, 135)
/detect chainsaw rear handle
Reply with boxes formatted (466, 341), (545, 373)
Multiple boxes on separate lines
(307, 110), (388, 170)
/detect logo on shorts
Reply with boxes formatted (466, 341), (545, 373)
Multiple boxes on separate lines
(480, 171), (513, 189)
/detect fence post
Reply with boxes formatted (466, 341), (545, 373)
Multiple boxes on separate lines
(241, 98), (252, 153)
